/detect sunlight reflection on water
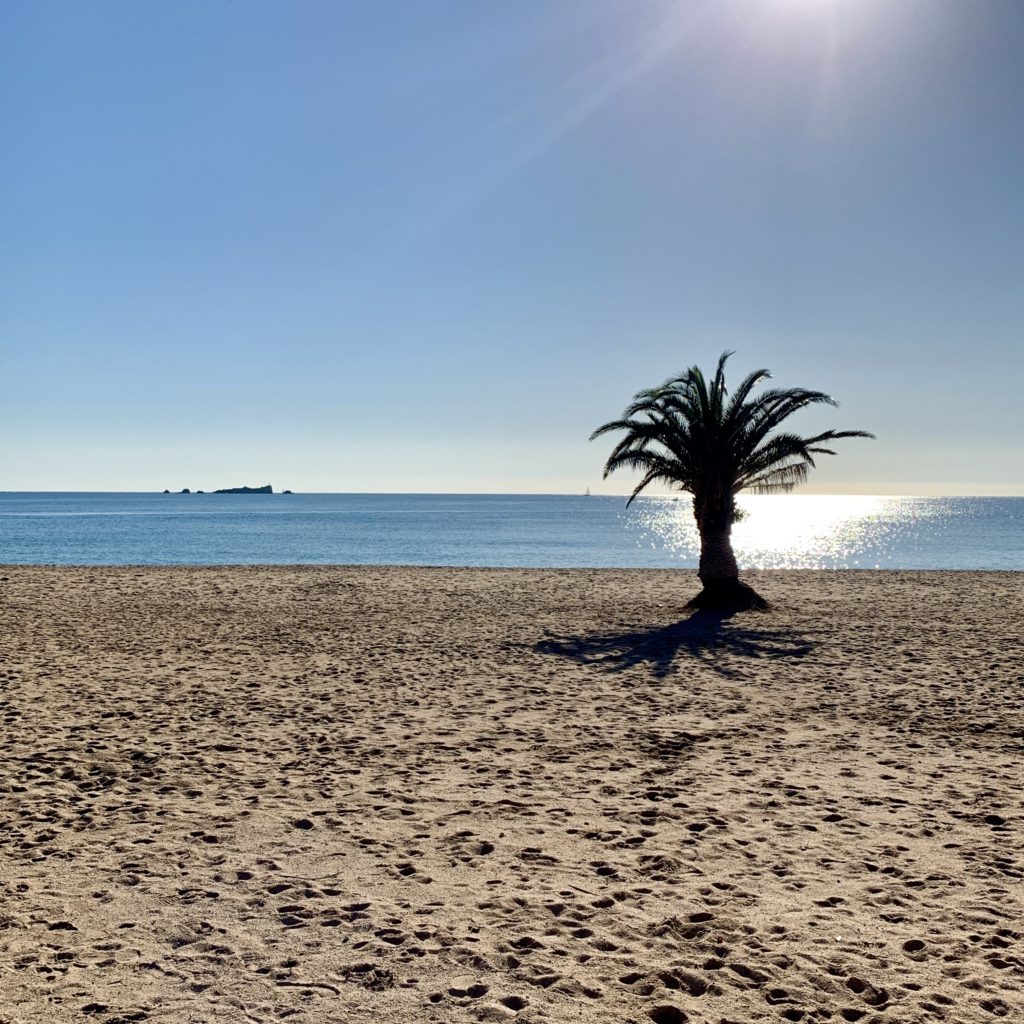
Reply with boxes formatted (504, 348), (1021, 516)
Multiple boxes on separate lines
(626, 495), (948, 569)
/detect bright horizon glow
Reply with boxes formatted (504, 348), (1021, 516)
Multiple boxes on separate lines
(2, 1), (1022, 496)
(0, 488), (1019, 498)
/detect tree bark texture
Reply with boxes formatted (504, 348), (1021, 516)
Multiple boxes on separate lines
(689, 526), (768, 611)
(697, 527), (740, 583)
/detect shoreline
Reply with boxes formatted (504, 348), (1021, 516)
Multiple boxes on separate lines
(2, 564), (1022, 571)
(2, 567), (1021, 1022)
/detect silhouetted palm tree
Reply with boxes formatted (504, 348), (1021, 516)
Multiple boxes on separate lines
(591, 352), (874, 610)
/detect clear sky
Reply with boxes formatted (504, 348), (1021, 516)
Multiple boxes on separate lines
(2, 0), (1022, 494)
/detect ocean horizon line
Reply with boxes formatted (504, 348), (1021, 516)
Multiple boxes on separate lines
(2, 489), (1022, 499)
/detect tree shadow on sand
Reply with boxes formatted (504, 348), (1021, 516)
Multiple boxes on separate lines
(536, 610), (814, 680)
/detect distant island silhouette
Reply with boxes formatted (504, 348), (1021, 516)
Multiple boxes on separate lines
(162, 484), (288, 494)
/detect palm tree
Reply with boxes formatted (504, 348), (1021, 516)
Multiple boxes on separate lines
(591, 352), (874, 611)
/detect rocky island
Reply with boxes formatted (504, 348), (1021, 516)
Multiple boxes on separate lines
(163, 485), (290, 494)
(213, 484), (273, 494)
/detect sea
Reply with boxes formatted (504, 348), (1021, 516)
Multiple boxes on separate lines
(0, 492), (1020, 570)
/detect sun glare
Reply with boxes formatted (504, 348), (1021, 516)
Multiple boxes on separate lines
(628, 495), (942, 569)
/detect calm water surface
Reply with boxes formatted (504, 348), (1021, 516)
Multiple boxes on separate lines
(0, 493), (1019, 569)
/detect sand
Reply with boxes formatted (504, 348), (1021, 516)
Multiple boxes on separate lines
(0, 566), (1021, 1024)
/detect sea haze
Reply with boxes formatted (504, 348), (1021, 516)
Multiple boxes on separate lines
(0, 493), (1019, 570)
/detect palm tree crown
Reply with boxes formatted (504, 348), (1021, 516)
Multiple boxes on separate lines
(591, 352), (874, 608)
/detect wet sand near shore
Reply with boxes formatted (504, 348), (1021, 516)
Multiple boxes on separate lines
(0, 566), (1021, 1024)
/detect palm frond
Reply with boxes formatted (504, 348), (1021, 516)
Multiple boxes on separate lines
(742, 461), (811, 493)
(591, 352), (873, 509)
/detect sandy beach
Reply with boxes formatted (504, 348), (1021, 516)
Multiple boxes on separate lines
(0, 566), (1021, 1024)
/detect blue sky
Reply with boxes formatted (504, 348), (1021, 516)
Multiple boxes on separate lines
(2, 0), (1021, 494)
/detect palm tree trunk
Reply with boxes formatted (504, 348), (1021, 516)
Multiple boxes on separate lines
(697, 527), (739, 583)
(688, 526), (767, 612)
